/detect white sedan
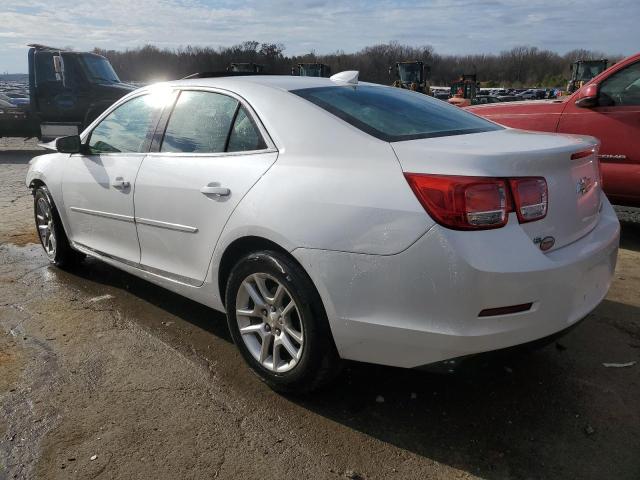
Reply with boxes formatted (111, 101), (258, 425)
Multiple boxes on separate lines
(26, 71), (620, 392)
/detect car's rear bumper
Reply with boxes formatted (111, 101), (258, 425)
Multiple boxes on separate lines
(292, 195), (620, 368)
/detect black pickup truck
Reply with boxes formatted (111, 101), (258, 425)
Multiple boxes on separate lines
(0, 44), (135, 140)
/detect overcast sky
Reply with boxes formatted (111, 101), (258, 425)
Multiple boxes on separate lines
(1, 0), (638, 73)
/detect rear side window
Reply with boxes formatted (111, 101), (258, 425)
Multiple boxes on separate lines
(227, 106), (267, 152)
(292, 85), (502, 142)
(161, 91), (238, 153)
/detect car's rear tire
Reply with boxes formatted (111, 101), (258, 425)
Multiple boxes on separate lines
(34, 185), (84, 268)
(225, 250), (341, 393)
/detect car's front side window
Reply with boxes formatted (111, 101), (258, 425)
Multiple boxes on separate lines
(88, 95), (158, 154)
(160, 91), (239, 153)
(599, 62), (640, 106)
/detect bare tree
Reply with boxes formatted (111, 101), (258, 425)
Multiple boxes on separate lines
(94, 43), (623, 88)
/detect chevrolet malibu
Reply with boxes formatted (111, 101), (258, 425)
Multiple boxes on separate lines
(26, 72), (620, 392)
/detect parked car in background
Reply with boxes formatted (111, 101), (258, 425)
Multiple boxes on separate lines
(431, 87), (451, 100)
(472, 95), (502, 105)
(467, 52), (640, 207)
(516, 89), (543, 100)
(27, 74), (619, 392)
(515, 90), (535, 100)
(496, 95), (519, 102)
(0, 93), (30, 107)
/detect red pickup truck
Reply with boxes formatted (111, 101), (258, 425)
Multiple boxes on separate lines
(467, 53), (640, 207)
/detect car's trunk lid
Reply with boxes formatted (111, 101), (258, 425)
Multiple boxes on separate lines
(391, 128), (601, 250)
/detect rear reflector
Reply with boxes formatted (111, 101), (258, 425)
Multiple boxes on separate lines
(508, 177), (548, 223)
(571, 148), (596, 160)
(478, 303), (533, 317)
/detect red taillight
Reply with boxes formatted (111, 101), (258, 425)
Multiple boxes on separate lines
(509, 177), (548, 223)
(404, 173), (548, 230)
(404, 174), (510, 230)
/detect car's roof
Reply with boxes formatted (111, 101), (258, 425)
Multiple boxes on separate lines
(161, 74), (373, 92)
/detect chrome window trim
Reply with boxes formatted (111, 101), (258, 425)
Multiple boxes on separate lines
(144, 148), (277, 158)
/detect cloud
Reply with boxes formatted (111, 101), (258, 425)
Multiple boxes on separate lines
(0, 0), (638, 72)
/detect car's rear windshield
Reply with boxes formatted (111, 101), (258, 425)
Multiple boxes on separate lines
(292, 85), (502, 142)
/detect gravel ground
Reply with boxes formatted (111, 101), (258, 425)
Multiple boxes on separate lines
(1, 139), (639, 480)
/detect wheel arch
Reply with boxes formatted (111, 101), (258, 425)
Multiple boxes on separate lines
(218, 235), (295, 306)
(28, 176), (74, 248)
(28, 178), (46, 191)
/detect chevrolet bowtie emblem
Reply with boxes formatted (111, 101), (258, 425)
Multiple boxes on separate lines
(577, 177), (594, 196)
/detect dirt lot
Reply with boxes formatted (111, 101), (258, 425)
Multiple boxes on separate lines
(1, 139), (639, 480)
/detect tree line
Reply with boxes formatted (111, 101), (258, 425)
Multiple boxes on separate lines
(94, 41), (621, 88)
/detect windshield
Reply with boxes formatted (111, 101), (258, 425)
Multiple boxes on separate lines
(576, 62), (607, 81)
(292, 85), (502, 142)
(80, 54), (120, 83)
(398, 64), (421, 83)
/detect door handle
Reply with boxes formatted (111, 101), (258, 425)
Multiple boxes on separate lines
(200, 185), (231, 196)
(112, 177), (130, 189)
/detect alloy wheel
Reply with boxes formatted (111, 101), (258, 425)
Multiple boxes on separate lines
(235, 273), (304, 373)
(36, 197), (56, 258)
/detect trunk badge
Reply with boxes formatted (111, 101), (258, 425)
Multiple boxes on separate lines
(577, 177), (594, 196)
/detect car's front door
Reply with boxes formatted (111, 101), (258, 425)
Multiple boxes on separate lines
(133, 89), (278, 285)
(558, 60), (640, 206)
(62, 93), (164, 263)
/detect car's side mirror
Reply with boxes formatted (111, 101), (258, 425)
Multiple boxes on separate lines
(575, 83), (599, 108)
(55, 135), (82, 154)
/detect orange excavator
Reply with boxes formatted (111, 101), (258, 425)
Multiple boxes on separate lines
(448, 74), (479, 107)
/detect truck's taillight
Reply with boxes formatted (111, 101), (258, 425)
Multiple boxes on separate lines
(405, 173), (548, 230)
(509, 177), (547, 223)
(404, 174), (510, 230)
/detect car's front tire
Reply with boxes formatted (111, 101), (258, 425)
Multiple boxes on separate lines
(225, 250), (341, 393)
(33, 185), (83, 268)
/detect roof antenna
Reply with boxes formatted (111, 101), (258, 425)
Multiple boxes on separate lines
(330, 71), (359, 85)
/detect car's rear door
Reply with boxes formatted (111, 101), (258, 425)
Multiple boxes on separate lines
(62, 92), (165, 263)
(133, 88), (278, 286)
(558, 60), (640, 206)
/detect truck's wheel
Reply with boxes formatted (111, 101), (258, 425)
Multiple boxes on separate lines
(34, 186), (84, 268)
(225, 250), (341, 393)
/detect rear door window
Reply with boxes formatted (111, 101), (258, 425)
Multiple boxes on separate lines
(160, 91), (238, 153)
(292, 85), (501, 142)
